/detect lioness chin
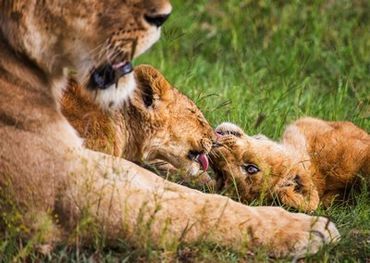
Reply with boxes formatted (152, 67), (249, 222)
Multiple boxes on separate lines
(0, 1), (339, 259)
(211, 118), (369, 212)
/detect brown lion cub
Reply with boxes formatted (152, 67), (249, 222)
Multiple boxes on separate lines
(61, 64), (215, 178)
(211, 117), (369, 212)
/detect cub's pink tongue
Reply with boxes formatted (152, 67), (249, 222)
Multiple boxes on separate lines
(198, 153), (209, 171)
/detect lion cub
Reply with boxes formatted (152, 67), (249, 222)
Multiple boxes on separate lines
(211, 117), (369, 212)
(61, 65), (215, 178)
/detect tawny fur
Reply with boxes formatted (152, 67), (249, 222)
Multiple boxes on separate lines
(211, 118), (369, 212)
(0, 1), (339, 258)
(61, 64), (215, 178)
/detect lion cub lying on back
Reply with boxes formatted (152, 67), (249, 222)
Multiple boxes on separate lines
(211, 117), (369, 212)
(61, 65), (215, 178)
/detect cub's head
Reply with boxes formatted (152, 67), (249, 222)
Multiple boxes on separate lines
(211, 122), (318, 210)
(0, 0), (171, 108)
(127, 65), (216, 177)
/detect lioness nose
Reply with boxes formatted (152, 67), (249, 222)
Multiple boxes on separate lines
(145, 13), (171, 27)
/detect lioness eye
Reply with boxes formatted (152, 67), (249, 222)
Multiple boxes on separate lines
(242, 164), (260, 175)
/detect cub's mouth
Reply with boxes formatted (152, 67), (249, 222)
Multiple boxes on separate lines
(88, 61), (134, 90)
(209, 146), (229, 191)
(188, 151), (209, 172)
(212, 166), (227, 191)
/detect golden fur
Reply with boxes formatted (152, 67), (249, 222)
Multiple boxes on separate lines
(61, 64), (215, 178)
(0, 1), (339, 258)
(211, 118), (369, 212)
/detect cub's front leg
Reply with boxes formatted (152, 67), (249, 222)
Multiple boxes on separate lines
(321, 190), (343, 208)
(276, 184), (320, 212)
(61, 149), (340, 259)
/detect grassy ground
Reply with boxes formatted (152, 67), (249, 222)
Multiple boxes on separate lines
(1, 0), (369, 262)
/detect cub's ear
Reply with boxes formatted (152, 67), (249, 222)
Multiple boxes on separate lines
(137, 82), (155, 108)
(134, 64), (172, 108)
(215, 122), (245, 137)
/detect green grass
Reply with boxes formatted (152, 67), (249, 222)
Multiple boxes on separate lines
(1, 0), (369, 262)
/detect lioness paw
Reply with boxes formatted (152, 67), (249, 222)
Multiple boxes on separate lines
(267, 213), (340, 258)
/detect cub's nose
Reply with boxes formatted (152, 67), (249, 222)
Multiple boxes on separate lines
(144, 13), (171, 27)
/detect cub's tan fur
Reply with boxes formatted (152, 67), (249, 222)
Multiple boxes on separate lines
(0, 1), (339, 258)
(212, 118), (369, 212)
(61, 64), (214, 178)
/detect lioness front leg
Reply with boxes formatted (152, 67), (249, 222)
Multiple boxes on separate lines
(60, 149), (339, 258)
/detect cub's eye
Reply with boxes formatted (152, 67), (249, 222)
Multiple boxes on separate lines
(242, 164), (260, 175)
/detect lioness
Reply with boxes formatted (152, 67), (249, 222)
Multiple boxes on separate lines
(211, 118), (369, 212)
(0, 1), (339, 259)
(61, 64), (213, 178)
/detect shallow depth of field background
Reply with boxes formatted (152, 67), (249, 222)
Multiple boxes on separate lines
(2, 0), (369, 262)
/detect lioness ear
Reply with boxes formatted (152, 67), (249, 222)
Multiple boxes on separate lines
(215, 122), (245, 137)
(134, 64), (172, 108)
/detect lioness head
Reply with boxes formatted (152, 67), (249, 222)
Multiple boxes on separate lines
(211, 122), (317, 207)
(0, 0), (171, 108)
(126, 65), (216, 177)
